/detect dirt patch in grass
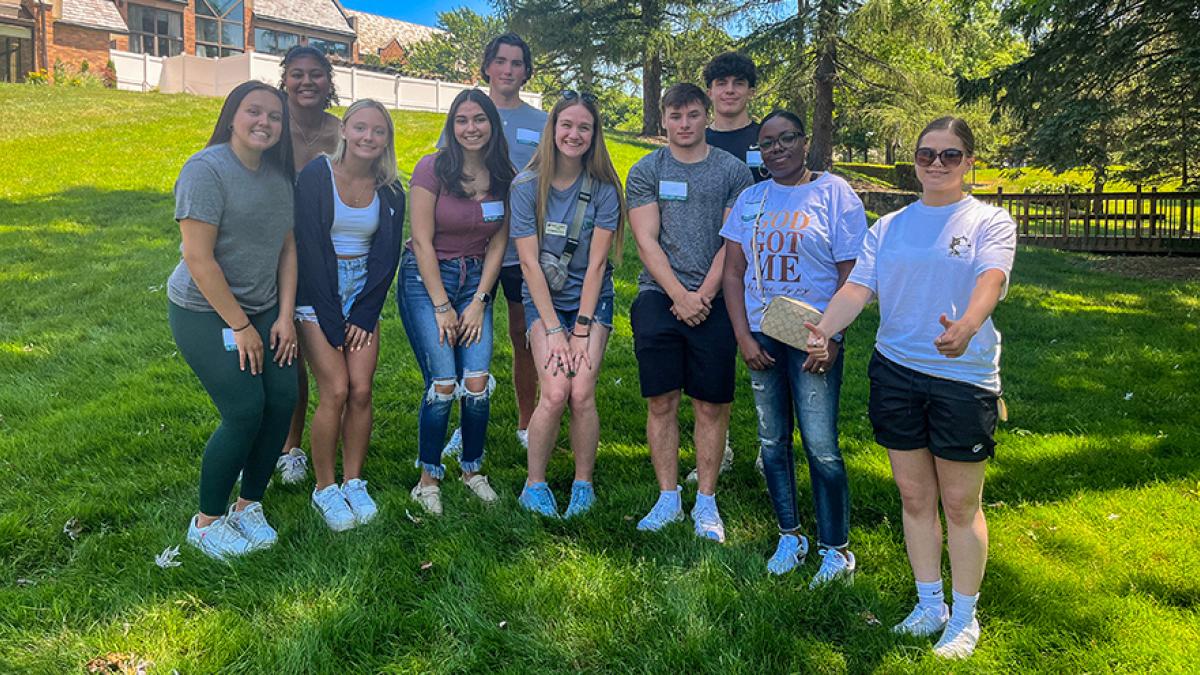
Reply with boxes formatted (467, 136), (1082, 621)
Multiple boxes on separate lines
(1089, 256), (1200, 281)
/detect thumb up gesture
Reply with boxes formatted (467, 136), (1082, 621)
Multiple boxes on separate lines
(933, 313), (977, 358)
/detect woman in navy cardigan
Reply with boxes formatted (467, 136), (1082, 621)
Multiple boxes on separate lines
(294, 99), (405, 531)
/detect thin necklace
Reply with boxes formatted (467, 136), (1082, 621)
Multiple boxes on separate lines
(334, 162), (373, 207)
(292, 113), (327, 149)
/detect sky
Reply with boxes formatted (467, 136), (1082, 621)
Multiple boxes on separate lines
(340, 1), (495, 27)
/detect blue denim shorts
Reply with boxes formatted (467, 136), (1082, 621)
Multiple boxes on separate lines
(296, 255), (368, 323)
(523, 294), (614, 334)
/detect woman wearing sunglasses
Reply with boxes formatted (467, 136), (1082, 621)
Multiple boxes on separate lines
(511, 90), (626, 518)
(805, 116), (1016, 659)
(720, 110), (867, 584)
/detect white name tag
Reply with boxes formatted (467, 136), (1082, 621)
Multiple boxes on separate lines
(516, 128), (541, 146)
(659, 180), (688, 201)
(746, 150), (763, 168)
(221, 328), (237, 352)
(545, 220), (568, 237)
(481, 200), (505, 222)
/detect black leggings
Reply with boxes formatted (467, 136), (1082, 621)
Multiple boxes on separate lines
(169, 302), (298, 516)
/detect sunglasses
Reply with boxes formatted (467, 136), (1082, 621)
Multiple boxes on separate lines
(754, 131), (805, 153)
(914, 147), (966, 168)
(561, 89), (598, 105)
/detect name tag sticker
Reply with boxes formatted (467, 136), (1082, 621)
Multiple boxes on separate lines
(481, 200), (505, 222)
(221, 328), (237, 352)
(659, 180), (688, 201)
(545, 220), (568, 237)
(746, 150), (763, 168)
(516, 128), (541, 146)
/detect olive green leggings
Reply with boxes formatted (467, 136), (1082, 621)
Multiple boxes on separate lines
(169, 302), (298, 516)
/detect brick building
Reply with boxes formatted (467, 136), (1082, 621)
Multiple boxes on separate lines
(0, 0), (437, 83)
(344, 9), (442, 65)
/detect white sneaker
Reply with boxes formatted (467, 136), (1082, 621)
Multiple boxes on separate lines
(411, 482), (443, 516)
(311, 484), (357, 532)
(809, 548), (856, 588)
(893, 602), (950, 637)
(442, 428), (463, 461)
(933, 617), (981, 659)
(685, 443), (735, 483)
(515, 428), (529, 450)
(754, 450), (765, 477)
(225, 502), (277, 551)
(462, 474), (499, 503)
(341, 478), (378, 524)
(187, 515), (252, 560)
(691, 499), (727, 543)
(275, 448), (308, 485)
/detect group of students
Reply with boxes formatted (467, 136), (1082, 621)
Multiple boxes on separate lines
(166, 35), (1015, 660)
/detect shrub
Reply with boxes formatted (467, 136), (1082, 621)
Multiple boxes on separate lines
(894, 162), (920, 191)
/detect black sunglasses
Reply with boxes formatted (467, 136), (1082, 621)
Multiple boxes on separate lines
(914, 147), (966, 168)
(561, 89), (598, 105)
(755, 131), (805, 152)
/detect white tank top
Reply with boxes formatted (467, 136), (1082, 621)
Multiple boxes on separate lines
(327, 156), (380, 257)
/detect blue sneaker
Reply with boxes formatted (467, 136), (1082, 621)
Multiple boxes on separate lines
(637, 486), (685, 532)
(519, 481), (559, 518)
(564, 480), (595, 519)
(691, 498), (726, 543)
(767, 533), (809, 575)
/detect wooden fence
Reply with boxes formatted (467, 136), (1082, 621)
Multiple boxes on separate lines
(975, 188), (1200, 254)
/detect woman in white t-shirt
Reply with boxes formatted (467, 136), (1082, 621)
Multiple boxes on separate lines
(806, 117), (1016, 659)
(720, 110), (867, 585)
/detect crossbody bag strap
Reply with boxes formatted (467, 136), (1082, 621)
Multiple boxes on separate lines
(749, 185), (770, 299)
(558, 173), (593, 267)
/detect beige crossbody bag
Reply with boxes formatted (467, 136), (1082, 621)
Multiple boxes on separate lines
(749, 187), (825, 350)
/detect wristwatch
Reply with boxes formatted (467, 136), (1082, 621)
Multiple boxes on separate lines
(575, 314), (593, 327)
(474, 291), (492, 305)
(830, 332), (844, 343)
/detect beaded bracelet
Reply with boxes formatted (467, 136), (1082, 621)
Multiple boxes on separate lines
(545, 325), (565, 336)
(433, 302), (452, 314)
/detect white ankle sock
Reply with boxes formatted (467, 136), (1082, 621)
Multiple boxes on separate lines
(916, 579), (946, 611)
(950, 589), (979, 623)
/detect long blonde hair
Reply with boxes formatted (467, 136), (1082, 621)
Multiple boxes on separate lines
(331, 99), (399, 191)
(525, 97), (626, 261)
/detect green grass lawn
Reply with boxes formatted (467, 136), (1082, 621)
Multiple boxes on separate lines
(2, 85), (1199, 673)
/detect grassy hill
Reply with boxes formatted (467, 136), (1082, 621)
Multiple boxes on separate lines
(1, 85), (1198, 672)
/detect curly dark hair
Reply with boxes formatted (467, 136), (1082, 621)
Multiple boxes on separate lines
(278, 45), (340, 107)
(703, 52), (758, 89)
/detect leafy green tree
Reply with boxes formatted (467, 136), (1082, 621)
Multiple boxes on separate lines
(403, 8), (508, 83)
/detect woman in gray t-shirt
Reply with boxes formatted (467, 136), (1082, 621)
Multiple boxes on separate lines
(166, 81), (299, 561)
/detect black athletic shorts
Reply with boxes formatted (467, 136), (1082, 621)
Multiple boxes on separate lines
(867, 350), (999, 462)
(630, 290), (737, 403)
(493, 264), (524, 304)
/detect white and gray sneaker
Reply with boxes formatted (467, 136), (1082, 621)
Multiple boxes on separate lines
(462, 474), (499, 503)
(275, 448), (308, 485)
(342, 478), (378, 524)
(933, 617), (981, 659)
(893, 602), (949, 637)
(226, 502), (277, 551)
(515, 428), (529, 450)
(442, 428), (463, 462)
(685, 443), (735, 483)
(809, 548), (857, 588)
(187, 515), (252, 560)
(311, 484), (357, 532)
(411, 482), (443, 516)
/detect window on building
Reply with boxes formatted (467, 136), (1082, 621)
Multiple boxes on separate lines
(253, 28), (298, 56)
(307, 38), (349, 60)
(196, 0), (244, 57)
(128, 4), (183, 57)
(2, 34), (30, 83)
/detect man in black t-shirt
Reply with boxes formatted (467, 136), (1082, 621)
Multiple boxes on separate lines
(705, 52), (768, 185)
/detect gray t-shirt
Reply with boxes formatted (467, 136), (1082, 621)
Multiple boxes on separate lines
(626, 146), (754, 295)
(438, 100), (548, 267)
(509, 170), (620, 310)
(167, 143), (295, 313)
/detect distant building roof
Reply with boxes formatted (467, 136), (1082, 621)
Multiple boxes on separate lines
(345, 10), (442, 56)
(59, 0), (127, 33)
(254, 0), (354, 37)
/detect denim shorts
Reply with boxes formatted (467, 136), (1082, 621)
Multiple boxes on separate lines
(523, 294), (615, 334)
(295, 255), (368, 323)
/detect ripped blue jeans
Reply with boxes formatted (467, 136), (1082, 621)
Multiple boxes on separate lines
(397, 251), (494, 478)
(748, 332), (849, 548)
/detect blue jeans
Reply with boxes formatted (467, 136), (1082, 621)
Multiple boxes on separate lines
(397, 251), (494, 478)
(295, 255), (368, 323)
(748, 332), (849, 548)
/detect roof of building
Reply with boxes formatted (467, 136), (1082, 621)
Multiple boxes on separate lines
(254, 0), (354, 37)
(344, 10), (442, 55)
(59, 0), (127, 33)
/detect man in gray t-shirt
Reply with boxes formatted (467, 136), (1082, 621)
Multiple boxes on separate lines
(626, 84), (754, 544)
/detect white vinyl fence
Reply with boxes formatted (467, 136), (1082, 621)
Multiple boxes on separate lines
(110, 50), (542, 112)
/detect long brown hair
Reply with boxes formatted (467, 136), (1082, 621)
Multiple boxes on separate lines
(435, 89), (515, 199)
(524, 96), (626, 261)
(206, 80), (295, 182)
